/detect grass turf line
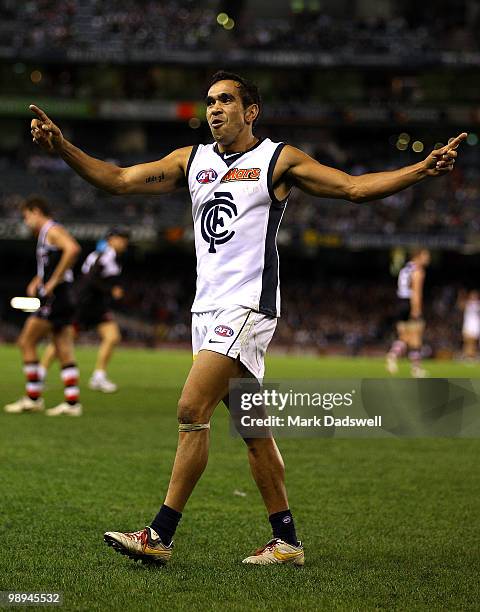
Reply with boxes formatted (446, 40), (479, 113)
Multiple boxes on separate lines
(0, 345), (479, 611)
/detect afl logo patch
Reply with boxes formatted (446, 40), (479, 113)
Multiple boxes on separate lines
(196, 169), (218, 184)
(214, 325), (234, 337)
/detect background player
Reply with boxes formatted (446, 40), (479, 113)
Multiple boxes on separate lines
(386, 248), (431, 377)
(458, 289), (480, 360)
(40, 227), (130, 393)
(29, 72), (465, 565)
(4, 197), (82, 416)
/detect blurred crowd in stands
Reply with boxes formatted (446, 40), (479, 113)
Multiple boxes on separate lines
(275, 279), (461, 356)
(78, 273), (463, 356)
(1, 0), (478, 57)
(0, 257), (468, 355)
(1, 0), (480, 107)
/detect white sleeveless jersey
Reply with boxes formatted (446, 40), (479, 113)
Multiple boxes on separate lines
(464, 299), (480, 325)
(36, 220), (73, 284)
(81, 245), (122, 278)
(187, 138), (288, 317)
(397, 261), (416, 299)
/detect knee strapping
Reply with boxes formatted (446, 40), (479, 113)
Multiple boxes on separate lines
(178, 423), (210, 432)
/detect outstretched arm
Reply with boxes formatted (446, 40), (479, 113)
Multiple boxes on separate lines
(30, 105), (191, 196)
(278, 133), (467, 203)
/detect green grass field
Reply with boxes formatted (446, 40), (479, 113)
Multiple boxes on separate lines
(1, 344), (479, 611)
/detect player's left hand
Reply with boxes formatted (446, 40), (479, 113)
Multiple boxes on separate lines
(112, 286), (124, 300)
(423, 133), (467, 177)
(26, 277), (40, 297)
(29, 105), (64, 154)
(42, 280), (57, 296)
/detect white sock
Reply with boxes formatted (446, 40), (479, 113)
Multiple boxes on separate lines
(38, 365), (47, 381)
(92, 369), (106, 380)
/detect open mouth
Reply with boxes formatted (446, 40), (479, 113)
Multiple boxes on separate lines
(211, 119), (224, 128)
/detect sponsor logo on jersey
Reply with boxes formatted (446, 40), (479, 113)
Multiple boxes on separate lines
(196, 169), (218, 184)
(221, 168), (261, 183)
(214, 325), (234, 337)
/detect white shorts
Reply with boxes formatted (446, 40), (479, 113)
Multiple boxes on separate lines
(463, 321), (480, 339)
(191, 305), (277, 381)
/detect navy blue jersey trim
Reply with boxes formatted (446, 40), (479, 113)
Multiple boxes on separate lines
(215, 150), (243, 168)
(259, 143), (289, 318)
(226, 310), (252, 356)
(213, 138), (264, 167)
(186, 144), (200, 181)
(267, 143), (288, 205)
(258, 202), (286, 318)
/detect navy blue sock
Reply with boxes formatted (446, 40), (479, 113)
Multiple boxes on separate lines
(269, 509), (299, 546)
(150, 504), (182, 545)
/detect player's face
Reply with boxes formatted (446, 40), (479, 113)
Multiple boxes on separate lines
(206, 80), (253, 146)
(110, 236), (129, 253)
(420, 250), (431, 266)
(22, 208), (40, 231)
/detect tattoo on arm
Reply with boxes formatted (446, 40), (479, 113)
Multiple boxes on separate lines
(145, 172), (165, 184)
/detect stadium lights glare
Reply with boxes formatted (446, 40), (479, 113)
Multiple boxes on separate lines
(188, 117), (201, 129)
(291, 0), (304, 12)
(467, 133), (478, 146)
(224, 18), (235, 30)
(412, 141), (424, 153)
(30, 70), (42, 84)
(396, 141), (408, 151)
(216, 12), (229, 26)
(10, 297), (40, 312)
(398, 133), (410, 144)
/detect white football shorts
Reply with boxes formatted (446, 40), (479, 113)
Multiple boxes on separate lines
(192, 305), (277, 381)
(463, 319), (480, 339)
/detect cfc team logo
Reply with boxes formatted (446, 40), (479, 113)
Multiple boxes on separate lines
(196, 169), (218, 184)
(221, 167), (261, 182)
(214, 325), (234, 337)
(201, 191), (237, 254)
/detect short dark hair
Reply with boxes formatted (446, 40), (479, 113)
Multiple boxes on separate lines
(21, 196), (51, 217)
(207, 71), (262, 124)
(107, 226), (130, 240)
(411, 247), (430, 258)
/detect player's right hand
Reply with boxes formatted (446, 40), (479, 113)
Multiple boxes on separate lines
(112, 286), (124, 300)
(423, 132), (467, 176)
(26, 278), (40, 297)
(29, 104), (64, 153)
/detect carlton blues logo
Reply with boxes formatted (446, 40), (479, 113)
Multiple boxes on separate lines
(200, 191), (237, 253)
(221, 167), (261, 182)
(214, 325), (234, 337)
(196, 169), (218, 184)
